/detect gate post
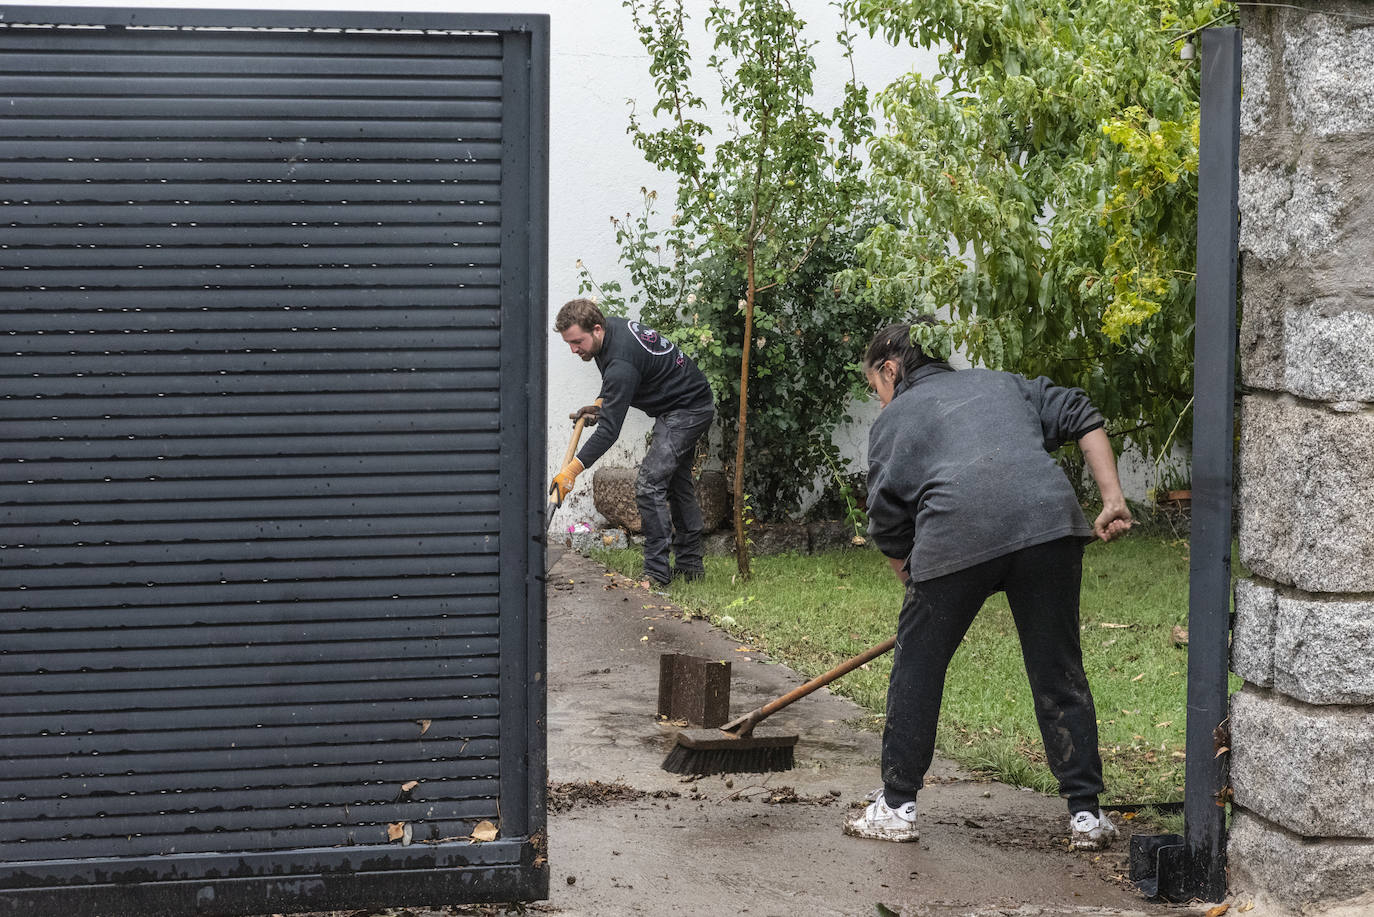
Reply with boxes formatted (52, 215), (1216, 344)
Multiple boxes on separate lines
(1183, 25), (1241, 903)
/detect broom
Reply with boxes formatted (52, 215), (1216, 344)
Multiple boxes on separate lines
(662, 635), (896, 776)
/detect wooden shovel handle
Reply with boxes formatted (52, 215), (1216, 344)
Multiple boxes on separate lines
(549, 397), (602, 505)
(723, 636), (896, 734)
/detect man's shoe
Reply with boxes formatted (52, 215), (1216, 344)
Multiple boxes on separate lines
(843, 793), (919, 842)
(674, 567), (705, 583)
(645, 574), (672, 595)
(1070, 809), (1119, 850)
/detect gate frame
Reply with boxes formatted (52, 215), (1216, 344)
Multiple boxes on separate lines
(1130, 26), (1241, 904)
(1182, 25), (1240, 903)
(0, 5), (550, 913)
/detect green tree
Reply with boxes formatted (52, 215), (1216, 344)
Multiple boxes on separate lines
(583, 192), (897, 524)
(591, 0), (874, 578)
(843, 0), (1234, 467)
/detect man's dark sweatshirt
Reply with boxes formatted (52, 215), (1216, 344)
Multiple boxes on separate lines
(575, 316), (713, 469)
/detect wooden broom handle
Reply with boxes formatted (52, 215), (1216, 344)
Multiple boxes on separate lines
(724, 636), (896, 733)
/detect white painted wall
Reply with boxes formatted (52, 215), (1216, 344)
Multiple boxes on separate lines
(28, 0), (935, 526)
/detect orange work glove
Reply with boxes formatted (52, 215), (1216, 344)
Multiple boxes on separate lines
(549, 458), (584, 506)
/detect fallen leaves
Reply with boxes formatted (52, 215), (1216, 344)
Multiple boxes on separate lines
(1099, 622), (1134, 629)
(387, 821), (413, 845)
(416, 719), (431, 735)
(469, 820), (498, 843)
(1172, 625), (1190, 646)
(1204, 902), (1230, 917)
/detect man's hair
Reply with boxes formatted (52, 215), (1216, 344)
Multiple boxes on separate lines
(554, 298), (606, 334)
(863, 316), (940, 381)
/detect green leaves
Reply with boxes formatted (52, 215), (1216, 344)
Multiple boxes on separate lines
(848, 0), (1234, 465)
(601, 0), (895, 530)
(641, 221), (896, 519)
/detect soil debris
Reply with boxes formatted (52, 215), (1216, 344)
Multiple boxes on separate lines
(720, 784), (836, 805)
(763, 786), (836, 806)
(547, 780), (680, 814)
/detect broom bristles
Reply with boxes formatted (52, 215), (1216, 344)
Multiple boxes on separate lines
(661, 728), (798, 775)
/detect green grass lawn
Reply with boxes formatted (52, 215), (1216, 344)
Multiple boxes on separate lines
(592, 535), (1219, 807)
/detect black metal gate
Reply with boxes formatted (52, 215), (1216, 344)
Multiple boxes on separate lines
(0, 5), (548, 913)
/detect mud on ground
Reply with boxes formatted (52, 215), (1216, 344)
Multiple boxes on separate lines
(268, 553), (1208, 917)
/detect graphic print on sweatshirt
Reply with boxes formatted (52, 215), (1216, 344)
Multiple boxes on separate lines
(628, 320), (676, 356)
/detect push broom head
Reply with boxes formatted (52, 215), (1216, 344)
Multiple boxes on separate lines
(661, 727), (798, 776)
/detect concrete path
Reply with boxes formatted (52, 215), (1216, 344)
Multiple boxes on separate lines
(538, 552), (1206, 917)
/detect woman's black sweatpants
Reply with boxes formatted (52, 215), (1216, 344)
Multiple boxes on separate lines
(880, 536), (1104, 814)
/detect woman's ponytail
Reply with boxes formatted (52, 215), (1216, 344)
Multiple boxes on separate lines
(863, 316), (940, 383)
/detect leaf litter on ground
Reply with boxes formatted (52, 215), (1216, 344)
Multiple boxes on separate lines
(546, 780), (680, 814)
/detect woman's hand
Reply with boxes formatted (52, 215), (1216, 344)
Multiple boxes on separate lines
(1078, 428), (1132, 542)
(1093, 501), (1133, 542)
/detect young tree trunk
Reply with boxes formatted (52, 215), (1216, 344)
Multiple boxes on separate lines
(732, 248), (756, 579)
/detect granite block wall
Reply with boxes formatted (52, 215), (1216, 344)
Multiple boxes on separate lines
(1232, 4), (1374, 911)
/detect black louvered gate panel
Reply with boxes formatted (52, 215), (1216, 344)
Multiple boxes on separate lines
(0, 6), (548, 914)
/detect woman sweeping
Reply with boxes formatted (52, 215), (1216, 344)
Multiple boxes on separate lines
(846, 319), (1133, 850)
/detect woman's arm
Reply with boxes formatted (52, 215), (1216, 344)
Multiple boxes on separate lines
(1078, 427), (1133, 542)
(887, 555), (909, 584)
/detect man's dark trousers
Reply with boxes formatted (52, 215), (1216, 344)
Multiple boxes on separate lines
(636, 404), (714, 584)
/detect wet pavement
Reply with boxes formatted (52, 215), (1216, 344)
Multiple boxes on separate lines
(536, 551), (1206, 917)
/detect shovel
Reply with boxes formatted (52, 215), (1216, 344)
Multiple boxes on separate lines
(545, 398), (601, 573)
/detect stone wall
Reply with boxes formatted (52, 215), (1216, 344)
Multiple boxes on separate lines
(1232, 4), (1374, 911)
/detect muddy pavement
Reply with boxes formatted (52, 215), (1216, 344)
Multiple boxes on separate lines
(540, 551), (1201, 917)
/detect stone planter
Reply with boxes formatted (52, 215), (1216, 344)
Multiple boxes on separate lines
(591, 465), (729, 534)
(705, 521), (872, 556)
(807, 520), (867, 552)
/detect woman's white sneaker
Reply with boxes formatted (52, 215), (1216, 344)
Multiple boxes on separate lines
(843, 794), (920, 842)
(1070, 809), (1119, 850)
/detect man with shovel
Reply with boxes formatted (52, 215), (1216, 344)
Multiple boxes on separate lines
(552, 299), (714, 588)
